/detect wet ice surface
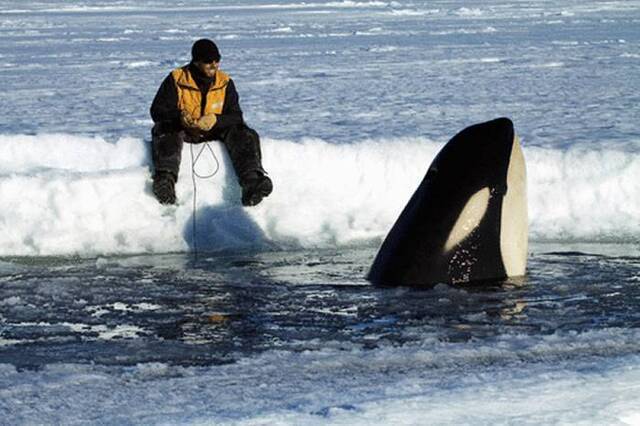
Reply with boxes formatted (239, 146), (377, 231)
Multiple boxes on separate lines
(1, 244), (640, 423)
(1, 0), (639, 147)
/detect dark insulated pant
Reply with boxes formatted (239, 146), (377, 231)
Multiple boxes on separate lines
(151, 124), (265, 184)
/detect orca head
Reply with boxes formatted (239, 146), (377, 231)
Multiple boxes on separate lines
(368, 117), (527, 287)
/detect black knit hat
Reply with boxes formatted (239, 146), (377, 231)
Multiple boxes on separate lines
(191, 38), (220, 63)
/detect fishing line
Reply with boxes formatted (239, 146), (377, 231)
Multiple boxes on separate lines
(189, 141), (220, 261)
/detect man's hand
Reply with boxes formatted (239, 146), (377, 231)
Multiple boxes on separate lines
(180, 110), (197, 129)
(196, 114), (217, 132)
(180, 110), (203, 140)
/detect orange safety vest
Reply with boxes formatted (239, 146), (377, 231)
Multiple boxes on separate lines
(171, 66), (230, 119)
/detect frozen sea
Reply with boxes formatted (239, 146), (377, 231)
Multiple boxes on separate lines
(1, 0), (639, 424)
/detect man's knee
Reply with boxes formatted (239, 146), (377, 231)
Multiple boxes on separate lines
(151, 125), (185, 178)
(153, 129), (185, 157)
(225, 124), (258, 144)
(243, 126), (259, 143)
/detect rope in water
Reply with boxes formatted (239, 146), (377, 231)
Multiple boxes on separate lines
(189, 141), (220, 261)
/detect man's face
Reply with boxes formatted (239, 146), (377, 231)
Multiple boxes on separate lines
(195, 60), (219, 78)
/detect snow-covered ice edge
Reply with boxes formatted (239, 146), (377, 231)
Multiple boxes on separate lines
(1, 133), (638, 256)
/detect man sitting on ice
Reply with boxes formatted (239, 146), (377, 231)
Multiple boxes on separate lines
(150, 38), (272, 206)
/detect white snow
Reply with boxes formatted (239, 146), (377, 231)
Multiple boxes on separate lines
(0, 133), (637, 256)
(2, 335), (640, 424)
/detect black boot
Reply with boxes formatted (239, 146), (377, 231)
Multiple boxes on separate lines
(241, 172), (273, 207)
(152, 171), (176, 205)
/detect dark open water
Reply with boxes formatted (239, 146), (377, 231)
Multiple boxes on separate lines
(2, 244), (639, 370)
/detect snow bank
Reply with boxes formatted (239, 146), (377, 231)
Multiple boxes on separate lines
(0, 133), (637, 256)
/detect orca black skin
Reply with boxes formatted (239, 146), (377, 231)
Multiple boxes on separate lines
(368, 117), (527, 287)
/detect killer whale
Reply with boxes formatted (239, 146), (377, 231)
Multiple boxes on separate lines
(368, 117), (527, 286)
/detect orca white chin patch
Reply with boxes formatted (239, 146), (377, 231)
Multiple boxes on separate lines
(500, 135), (528, 277)
(444, 187), (490, 253)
